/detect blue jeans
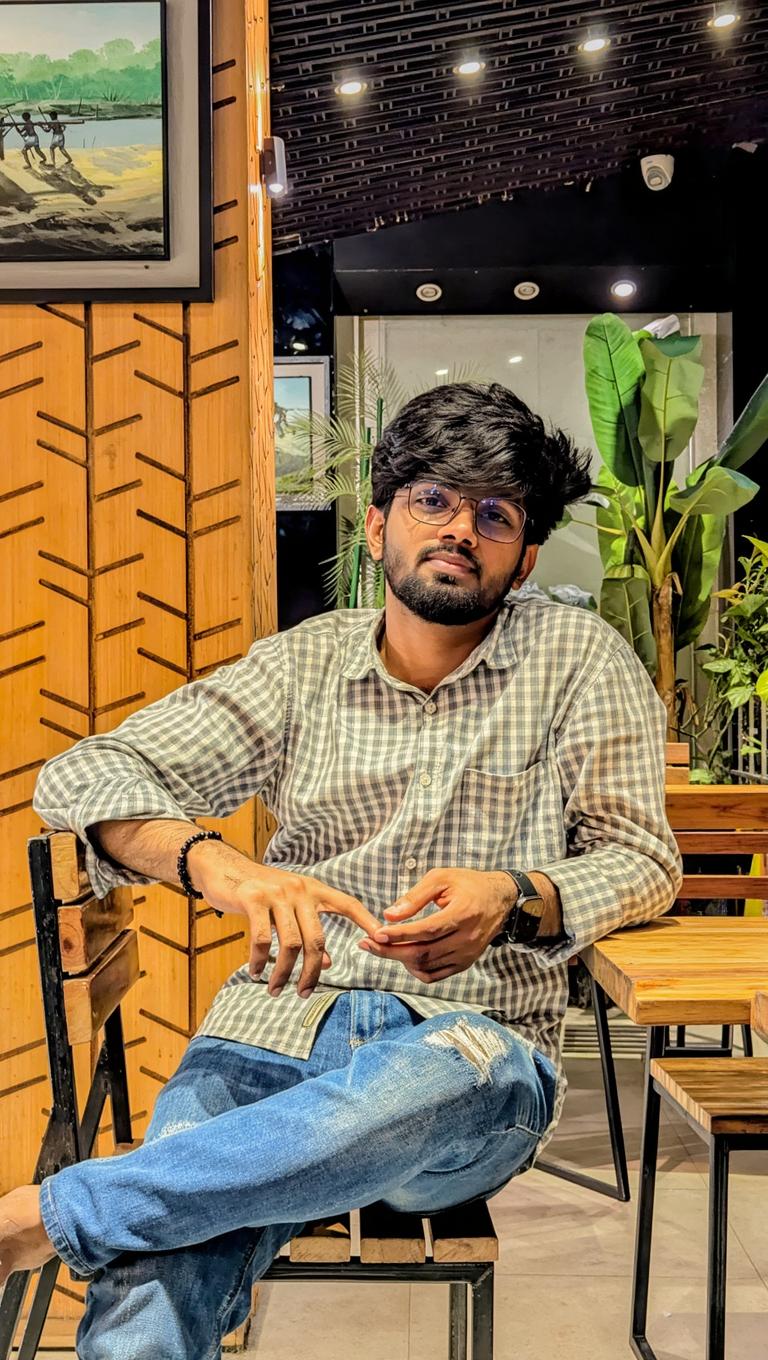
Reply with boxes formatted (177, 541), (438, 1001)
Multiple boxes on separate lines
(39, 991), (557, 1360)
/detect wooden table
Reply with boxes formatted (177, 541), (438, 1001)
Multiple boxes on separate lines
(582, 916), (768, 1360)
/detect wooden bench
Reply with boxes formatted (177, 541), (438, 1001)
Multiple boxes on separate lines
(632, 993), (768, 1360)
(0, 831), (497, 1360)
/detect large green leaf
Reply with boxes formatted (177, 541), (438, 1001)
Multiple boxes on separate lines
(594, 465), (645, 572)
(583, 314), (645, 487)
(653, 334), (702, 357)
(600, 565), (657, 677)
(716, 370), (768, 471)
(669, 465), (759, 518)
(673, 513), (727, 651)
(637, 337), (704, 465)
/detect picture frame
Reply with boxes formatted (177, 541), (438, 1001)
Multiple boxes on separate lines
(275, 355), (332, 510)
(0, 0), (212, 302)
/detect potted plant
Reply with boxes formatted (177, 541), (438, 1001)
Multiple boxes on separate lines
(582, 313), (768, 730)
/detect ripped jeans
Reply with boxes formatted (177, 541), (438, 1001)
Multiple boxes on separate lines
(39, 991), (557, 1360)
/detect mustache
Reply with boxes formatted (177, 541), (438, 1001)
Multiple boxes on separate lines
(421, 548), (479, 572)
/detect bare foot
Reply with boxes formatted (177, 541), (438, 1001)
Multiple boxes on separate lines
(0, 1186), (56, 1286)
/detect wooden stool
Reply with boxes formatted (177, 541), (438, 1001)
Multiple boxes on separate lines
(0, 831), (497, 1360)
(631, 992), (768, 1360)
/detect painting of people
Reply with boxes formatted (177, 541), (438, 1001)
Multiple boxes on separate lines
(0, 1), (168, 261)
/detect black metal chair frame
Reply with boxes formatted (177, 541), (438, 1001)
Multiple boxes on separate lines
(536, 979), (753, 1205)
(0, 835), (495, 1360)
(630, 1027), (768, 1360)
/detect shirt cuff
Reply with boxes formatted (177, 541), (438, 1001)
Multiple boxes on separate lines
(58, 780), (193, 898)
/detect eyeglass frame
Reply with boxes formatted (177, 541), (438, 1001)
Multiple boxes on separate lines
(392, 481), (529, 544)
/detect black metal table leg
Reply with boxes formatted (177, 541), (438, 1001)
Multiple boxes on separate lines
(104, 1007), (133, 1144)
(630, 1026), (665, 1360)
(707, 1136), (729, 1360)
(538, 978), (630, 1201)
(471, 1267), (494, 1360)
(449, 1281), (468, 1360)
(741, 1025), (754, 1057)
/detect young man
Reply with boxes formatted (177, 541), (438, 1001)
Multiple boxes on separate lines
(0, 383), (681, 1357)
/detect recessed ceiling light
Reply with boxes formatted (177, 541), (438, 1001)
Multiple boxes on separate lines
(611, 279), (637, 299)
(453, 56), (486, 76)
(435, 368), (449, 376)
(335, 77), (368, 96)
(513, 281), (540, 301)
(292, 340), (309, 352)
(579, 34), (611, 53)
(416, 282), (443, 303)
(508, 354), (524, 364)
(708, 9), (740, 27)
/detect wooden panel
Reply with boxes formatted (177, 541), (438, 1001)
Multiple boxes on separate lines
(665, 766), (690, 785)
(59, 887), (134, 974)
(359, 1203), (426, 1263)
(63, 930), (140, 1045)
(676, 831), (768, 854)
(665, 742), (690, 766)
(651, 1057), (768, 1134)
(289, 1217), (352, 1263)
(430, 1202), (499, 1263)
(680, 876), (768, 899)
(49, 831), (89, 902)
(0, 18), (274, 1350)
(583, 917), (768, 1025)
(752, 992), (768, 1041)
(665, 785), (768, 830)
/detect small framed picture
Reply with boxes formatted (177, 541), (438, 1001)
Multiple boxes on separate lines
(275, 356), (332, 510)
(0, 0), (212, 301)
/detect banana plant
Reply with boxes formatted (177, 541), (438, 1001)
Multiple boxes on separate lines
(583, 312), (767, 727)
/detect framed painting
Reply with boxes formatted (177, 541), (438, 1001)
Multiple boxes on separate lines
(0, 0), (212, 301)
(275, 356), (332, 510)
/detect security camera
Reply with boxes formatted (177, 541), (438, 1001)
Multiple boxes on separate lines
(640, 154), (674, 191)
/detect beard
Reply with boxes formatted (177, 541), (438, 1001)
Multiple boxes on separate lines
(382, 537), (523, 625)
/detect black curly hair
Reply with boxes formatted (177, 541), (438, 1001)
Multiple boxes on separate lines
(371, 382), (592, 545)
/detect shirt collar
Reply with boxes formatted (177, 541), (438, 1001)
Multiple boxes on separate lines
(340, 596), (520, 687)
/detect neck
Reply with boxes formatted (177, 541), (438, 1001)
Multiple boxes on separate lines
(378, 590), (500, 693)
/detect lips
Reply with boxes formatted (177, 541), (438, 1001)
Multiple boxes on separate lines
(426, 555), (475, 574)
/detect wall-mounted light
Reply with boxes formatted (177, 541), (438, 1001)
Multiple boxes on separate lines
(707, 5), (741, 28)
(262, 136), (288, 197)
(335, 76), (368, 96)
(611, 279), (637, 299)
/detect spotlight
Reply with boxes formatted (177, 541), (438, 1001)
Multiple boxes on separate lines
(335, 76), (368, 96)
(578, 34), (610, 53)
(453, 55), (486, 76)
(708, 6), (740, 27)
(291, 340), (309, 352)
(611, 279), (637, 300)
(513, 281), (540, 301)
(508, 355), (524, 364)
(262, 136), (288, 197)
(416, 282), (443, 302)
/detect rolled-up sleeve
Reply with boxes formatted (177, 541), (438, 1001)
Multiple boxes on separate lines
(530, 644), (683, 965)
(33, 633), (289, 897)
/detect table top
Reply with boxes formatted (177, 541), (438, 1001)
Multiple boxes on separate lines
(582, 916), (768, 1026)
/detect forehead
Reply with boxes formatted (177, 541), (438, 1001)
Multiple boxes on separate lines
(412, 476), (522, 501)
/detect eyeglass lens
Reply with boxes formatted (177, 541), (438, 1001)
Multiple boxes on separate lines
(408, 481), (525, 542)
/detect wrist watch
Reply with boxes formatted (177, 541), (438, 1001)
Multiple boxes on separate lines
(490, 869), (545, 947)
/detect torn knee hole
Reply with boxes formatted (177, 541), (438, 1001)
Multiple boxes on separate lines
(423, 1019), (507, 1086)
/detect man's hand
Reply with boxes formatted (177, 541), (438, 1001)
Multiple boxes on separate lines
(188, 840), (382, 998)
(356, 868), (518, 984)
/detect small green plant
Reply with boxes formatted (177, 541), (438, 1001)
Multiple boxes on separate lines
(681, 536), (768, 782)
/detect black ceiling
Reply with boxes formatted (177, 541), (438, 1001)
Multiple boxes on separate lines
(268, 0), (768, 252)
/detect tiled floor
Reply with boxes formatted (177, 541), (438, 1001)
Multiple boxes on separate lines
(32, 1026), (768, 1359)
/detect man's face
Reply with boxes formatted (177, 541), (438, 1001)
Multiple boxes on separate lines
(366, 480), (538, 625)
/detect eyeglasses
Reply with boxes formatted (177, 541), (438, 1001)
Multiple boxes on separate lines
(394, 481), (527, 544)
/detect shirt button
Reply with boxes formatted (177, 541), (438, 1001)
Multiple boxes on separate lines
(405, 857), (417, 870)
(424, 701), (437, 715)
(419, 771), (432, 787)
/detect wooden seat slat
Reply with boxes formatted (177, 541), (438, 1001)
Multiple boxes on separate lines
(665, 743), (690, 767)
(676, 831), (768, 854)
(680, 875), (768, 899)
(49, 830), (90, 903)
(651, 1058), (768, 1134)
(429, 1201), (499, 1263)
(359, 1203), (426, 1263)
(58, 887), (134, 974)
(665, 785), (768, 831)
(665, 767), (691, 785)
(63, 929), (140, 1044)
(289, 1216), (351, 1263)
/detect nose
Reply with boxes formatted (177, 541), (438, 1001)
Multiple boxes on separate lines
(437, 500), (478, 547)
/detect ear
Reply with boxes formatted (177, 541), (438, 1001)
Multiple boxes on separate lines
(510, 542), (539, 589)
(365, 503), (385, 562)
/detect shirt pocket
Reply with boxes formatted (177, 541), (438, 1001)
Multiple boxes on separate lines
(458, 758), (565, 870)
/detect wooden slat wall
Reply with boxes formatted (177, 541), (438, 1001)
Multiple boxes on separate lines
(0, 0), (274, 1326)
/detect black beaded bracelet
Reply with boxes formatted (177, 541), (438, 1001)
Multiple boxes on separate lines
(177, 829), (223, 899)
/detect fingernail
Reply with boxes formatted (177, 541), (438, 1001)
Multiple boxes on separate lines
(299, 988), (313, 1000)
(270, 986), (283, 997)
(373, 932), (389, 943)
